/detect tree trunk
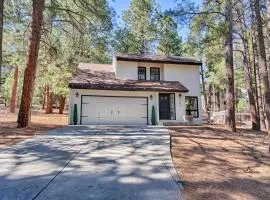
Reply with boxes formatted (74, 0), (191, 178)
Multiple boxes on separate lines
(206, 83), (212, 123)
(45, 85), (50, 113)
(224, 0), (236, 132)
(267, 0), (270, 69)
(252, 32), (260, 116)
(235, 88), (238, 113)
(17, 0), (45, 127)
(237, 1), (260, 130)
(200, 64), (208, 112)
(254, 0), (270, 131)
(59, 95), (66, 114)
(213, 85), (217, 111)
(45, 86), (53, 114)
(42, 88), (46, 110)
(216, 90), (221, 111)
(0, 0), (4, 92)
(244, 50), (261, 130)
(48, 91), (53, 114)
(251, 8), (266, 129)
(10, 64), (19, 113)
(207, 83), (212, 112)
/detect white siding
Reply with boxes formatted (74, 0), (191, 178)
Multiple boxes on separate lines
(164, 64), (202, 122)
(115, 61), (164, 80)
(115, 61), (138, 80)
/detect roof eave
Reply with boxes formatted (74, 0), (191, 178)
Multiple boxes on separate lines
(68, 83), (189, 93)
(116, 57), (202, 65)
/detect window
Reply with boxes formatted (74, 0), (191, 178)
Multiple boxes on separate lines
(138, 67), (146, 80)
(169, 94), (176, 120)
(185, 96), (199, 118)
(150, 68), (160, 81)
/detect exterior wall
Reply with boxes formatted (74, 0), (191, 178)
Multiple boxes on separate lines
(69, 89), (159, 125)
(115, 61), (164, 80)
(115, 61), (138, 80)
(163, 64), (202, 122)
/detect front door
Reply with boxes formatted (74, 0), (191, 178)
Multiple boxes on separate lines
(159, 94), (170, 120)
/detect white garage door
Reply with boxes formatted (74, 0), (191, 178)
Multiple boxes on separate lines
(81, 96), (148, 125)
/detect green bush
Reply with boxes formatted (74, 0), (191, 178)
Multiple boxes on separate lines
(237, 98), (248, 112)
(151, 105), (156, 125)
(73, 104), (78, 125)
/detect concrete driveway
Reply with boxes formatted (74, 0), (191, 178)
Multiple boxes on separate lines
(0, 126), (182, 200)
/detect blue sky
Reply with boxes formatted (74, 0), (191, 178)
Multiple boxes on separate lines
(108, 0), (202, 40)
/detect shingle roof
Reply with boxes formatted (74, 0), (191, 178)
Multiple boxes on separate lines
(69, 63), (189, 92)
(115, 53), (202, 65)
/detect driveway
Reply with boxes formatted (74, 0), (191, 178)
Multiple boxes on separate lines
(0, 126), (182, 200)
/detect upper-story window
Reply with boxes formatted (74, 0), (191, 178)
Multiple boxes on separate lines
(138, 67), (146, 80)
(150, 68), (160, 81)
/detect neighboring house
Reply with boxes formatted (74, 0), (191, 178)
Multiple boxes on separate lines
(68, 53), (202, 125)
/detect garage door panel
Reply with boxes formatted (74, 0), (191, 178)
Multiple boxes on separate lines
(81, 96), (147, 125)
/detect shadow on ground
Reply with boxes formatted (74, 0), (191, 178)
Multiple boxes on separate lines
(170, 126), (270, 200)
(0, 126), (181, 200)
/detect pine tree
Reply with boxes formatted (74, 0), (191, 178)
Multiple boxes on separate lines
(0, 0), (4, 91)
(119, 0), (159, 54)
(253, 0), (270, 131)
(157, 15), (183, 56)
(235, 0), (260, 130)
(17, 0), (45, 127)
(10, 64), (18, 113)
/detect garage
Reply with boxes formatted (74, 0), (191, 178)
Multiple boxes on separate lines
(80, 96), (148, 125)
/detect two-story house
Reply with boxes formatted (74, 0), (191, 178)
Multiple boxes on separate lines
(68, 53), (202, 125)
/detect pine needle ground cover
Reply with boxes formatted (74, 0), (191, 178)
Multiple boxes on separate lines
(170, 126), (270, 200)
(0, 110), (68, 148)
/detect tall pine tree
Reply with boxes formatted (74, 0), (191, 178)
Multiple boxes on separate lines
(115, 0), (159, 54)
(157, 15), (183, 56)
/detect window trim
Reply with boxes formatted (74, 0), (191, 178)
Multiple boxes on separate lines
(185, 96), (199, 118)
(138, 67), (146, 80)
(150, 67), (160, 81)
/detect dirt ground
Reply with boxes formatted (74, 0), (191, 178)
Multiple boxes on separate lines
(0, 109), (68, 148)
(170, 126), (270, 200)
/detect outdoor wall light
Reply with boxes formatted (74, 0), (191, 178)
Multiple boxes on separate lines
(150, 95), (153, 100)
(76, 92), (79, 98)
(179, 94), (182, 98)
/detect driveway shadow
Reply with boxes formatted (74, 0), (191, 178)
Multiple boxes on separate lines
(0, 126), (181, 200)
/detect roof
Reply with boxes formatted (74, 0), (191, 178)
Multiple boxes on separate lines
(115, 53), (202, 65)
(69, 63), (189, 92)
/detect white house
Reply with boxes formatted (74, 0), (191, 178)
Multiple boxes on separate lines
(68, 53), (202, 125)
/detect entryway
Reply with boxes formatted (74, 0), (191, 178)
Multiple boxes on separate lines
(159, 93), (176, 120)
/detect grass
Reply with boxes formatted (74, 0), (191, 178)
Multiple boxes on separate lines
(170, 125), (270, 200)
(0, 109), (68, 148)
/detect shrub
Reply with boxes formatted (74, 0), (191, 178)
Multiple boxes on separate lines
(151, 105), (156, 125)
(73, 104), (78, 125)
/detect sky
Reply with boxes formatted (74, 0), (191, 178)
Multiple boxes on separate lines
(108, 0), (202, 40)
